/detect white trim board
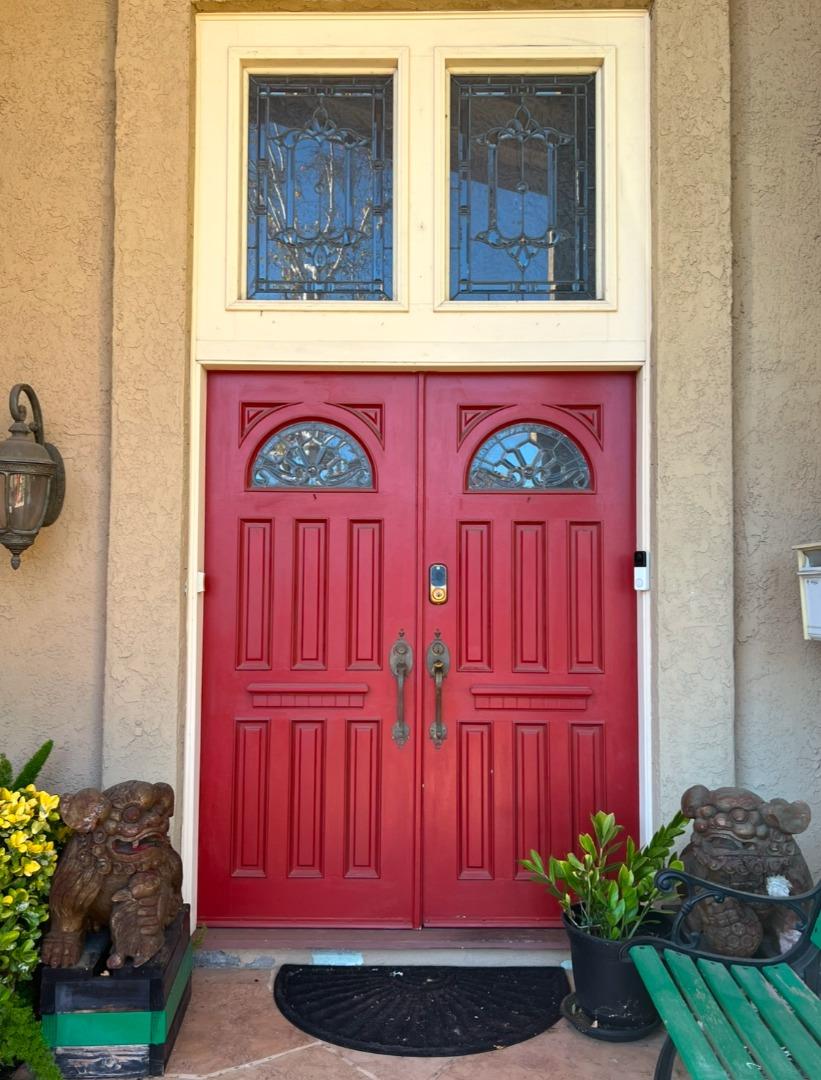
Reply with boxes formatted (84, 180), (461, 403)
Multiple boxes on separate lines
(194, 12), (649, 362)
(183, 9), (652, 925)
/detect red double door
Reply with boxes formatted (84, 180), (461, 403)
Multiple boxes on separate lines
(199, 372), (637, 927)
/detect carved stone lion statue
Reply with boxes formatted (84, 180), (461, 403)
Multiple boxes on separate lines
(680, 784), (812, 957)
(41, 780), (183, 969)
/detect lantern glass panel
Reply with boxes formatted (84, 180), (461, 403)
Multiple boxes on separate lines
(1, 472), (50, 531)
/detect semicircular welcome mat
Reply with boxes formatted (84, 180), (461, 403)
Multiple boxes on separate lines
(274, 964), (569, 1056)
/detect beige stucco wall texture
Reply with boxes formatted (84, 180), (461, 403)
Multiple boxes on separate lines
(0, 1), (115, 795)
(108, 0), (739, 847)
(732, 0), (821, 877)
(103, 0), (193, 801)
(651, 0), (735, 823)
(1, 0), (819, 879)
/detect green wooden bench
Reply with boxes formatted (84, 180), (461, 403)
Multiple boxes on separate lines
(625, 870), (821, 1079)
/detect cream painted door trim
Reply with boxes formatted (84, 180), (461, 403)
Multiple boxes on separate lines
(181, 358), (654, 922)
(194, 11), (649, 366)
(182, 11), (653, 923)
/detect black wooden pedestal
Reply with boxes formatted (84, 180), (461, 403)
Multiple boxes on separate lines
(39, 906), (192, 1078)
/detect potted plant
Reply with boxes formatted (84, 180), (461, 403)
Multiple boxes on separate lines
(521, 809), (687, 1041)
(0, 742), (63, 1080)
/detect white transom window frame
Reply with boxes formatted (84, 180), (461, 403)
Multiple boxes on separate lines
(194, 12), (649, 369)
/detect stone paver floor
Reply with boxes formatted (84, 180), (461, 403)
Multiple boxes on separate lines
(167, 970), (681, 1080)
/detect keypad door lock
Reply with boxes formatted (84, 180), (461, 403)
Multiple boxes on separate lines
(429, 563), (447, 604)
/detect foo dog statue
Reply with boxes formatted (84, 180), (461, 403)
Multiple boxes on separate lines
(680, 784), (812, 957)
(41, 780), (183, 969)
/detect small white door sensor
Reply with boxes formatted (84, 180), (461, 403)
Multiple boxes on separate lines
(634, 551), (650, 591)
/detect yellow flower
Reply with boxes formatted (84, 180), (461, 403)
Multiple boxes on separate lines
(7, 831), (27, 852)
(21, 860), (40, 876)
(37, 791), (59, 812)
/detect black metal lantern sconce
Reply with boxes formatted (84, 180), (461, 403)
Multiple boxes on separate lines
(0, 385), (65, 569)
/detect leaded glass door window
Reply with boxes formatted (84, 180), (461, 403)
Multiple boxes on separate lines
(250, 421), (374, 488)
(467, 422), (591, 490)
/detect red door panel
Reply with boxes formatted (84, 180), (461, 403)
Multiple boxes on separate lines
(199, 371), (637, 928)
(199, 373), (418, 925)
(420, 373), (636, 925)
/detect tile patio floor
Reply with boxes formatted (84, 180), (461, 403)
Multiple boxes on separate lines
(167, 970), (686, 1080)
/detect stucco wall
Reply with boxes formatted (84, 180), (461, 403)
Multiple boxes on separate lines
(651, 0), (735, 822)
(102, 0), (193, 801)
(1, 0), (739, 853)
(732, 0), (821, 876)
(6, 0), (820, 893)
(0, 1), (115, 794)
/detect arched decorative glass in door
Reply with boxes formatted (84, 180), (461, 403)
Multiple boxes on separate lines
(251, 421), (374, 489)
(467, 422), (590, 490)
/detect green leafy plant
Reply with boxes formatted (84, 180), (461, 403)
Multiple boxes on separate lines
(0, 755), (62, 1078)
(0, 987), (62, 1080)
(0, 785), (61, 987)
(0, 740), (54, 791)
(521, 810), (688, 941)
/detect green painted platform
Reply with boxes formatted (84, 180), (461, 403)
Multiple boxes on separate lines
(39, 906), (192, 1078)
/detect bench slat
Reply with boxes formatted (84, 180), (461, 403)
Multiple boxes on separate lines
(664, 950), (755, 1080)
(697, 959), (804, 1080)
(732, 964), (821, 1078)
(764, 964), (821, 1040)
(810, 912), (821, 952)
(630, 946), (730, 1079)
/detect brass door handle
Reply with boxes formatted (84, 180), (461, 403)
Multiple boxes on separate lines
(426, 630), (450, 749)
(389, 631), (413, 748)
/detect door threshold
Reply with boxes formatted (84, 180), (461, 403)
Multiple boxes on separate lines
(195, 926), (571, 970)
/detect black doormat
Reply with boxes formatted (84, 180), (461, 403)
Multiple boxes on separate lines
(274, 964), (569, 1056)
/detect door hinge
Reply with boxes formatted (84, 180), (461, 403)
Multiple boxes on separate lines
(197, 571), (206, 594)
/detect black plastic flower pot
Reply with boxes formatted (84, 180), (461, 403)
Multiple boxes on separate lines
(561, 912), (669, 1041)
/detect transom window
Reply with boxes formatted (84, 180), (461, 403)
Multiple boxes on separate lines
(196, 14), (648, 360)
(449, 74), (596, 301)
(246, 68), (595, 304)
(247, 75), (394, 301)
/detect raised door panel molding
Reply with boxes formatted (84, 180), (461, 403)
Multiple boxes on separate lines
(247, 682), (369, 708)
(470, 685), (592, 711)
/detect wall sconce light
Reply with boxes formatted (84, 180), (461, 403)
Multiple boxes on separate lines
(0, 385), (65, 569)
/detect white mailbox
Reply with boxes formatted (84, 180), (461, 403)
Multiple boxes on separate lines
(794, 542), (821, 641)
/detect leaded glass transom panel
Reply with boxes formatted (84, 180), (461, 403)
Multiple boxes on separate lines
(468, 423), (590, 490)
(251, 423), (374, 489)
(450, 75), (596, 302)
(247, 76), (393, 301)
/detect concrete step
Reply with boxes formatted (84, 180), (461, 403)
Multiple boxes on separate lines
(195, 927), (572, 970)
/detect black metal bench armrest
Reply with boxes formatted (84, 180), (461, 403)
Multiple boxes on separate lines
(620, 869), (821, 969)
